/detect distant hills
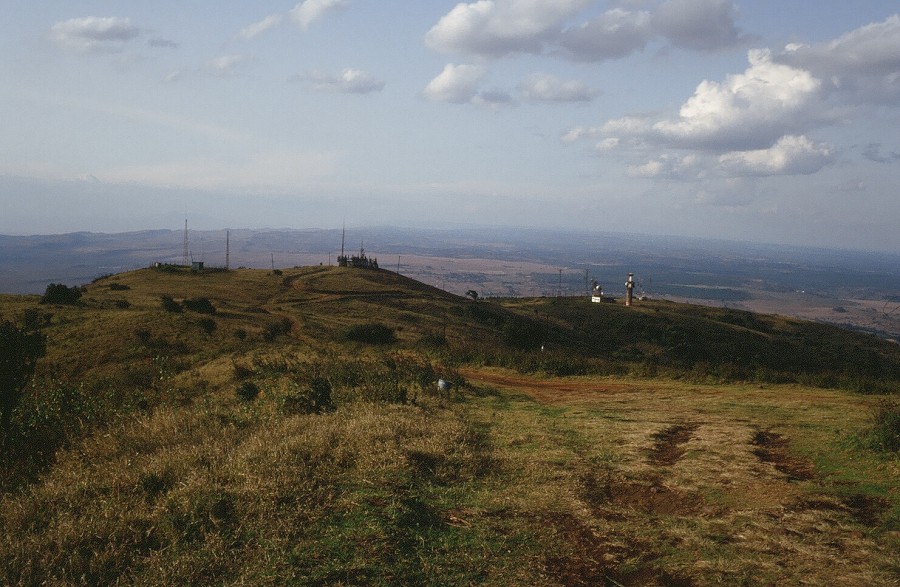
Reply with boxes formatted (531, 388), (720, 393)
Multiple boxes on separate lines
(2, 226), (899, 339)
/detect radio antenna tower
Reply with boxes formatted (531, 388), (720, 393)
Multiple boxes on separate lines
(182, 219), (189, 266)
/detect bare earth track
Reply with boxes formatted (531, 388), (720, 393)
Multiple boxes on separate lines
(460, 367), (899, 586)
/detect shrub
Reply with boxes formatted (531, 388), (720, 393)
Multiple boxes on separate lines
(0, 321), (46, 435)
(869, 399), (900, 453)
(183, 298), (216, 314)
(114, 300), (130, 309)
(344, 323), (396, 345)
(263, 318), (293, 342)
(161, 296), (182, 313)
(236, 382), (260, 402)
(280, 377), (335, 415)
(234, 329), (247, 340)
(109, 283), (130, 291)
(197, 318), (216, 335)
(40, 283), (81, 305)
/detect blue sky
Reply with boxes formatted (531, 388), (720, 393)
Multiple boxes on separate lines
(2, 1), (899, 252)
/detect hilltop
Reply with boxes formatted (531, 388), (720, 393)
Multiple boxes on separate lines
(0, 266), (898, 585)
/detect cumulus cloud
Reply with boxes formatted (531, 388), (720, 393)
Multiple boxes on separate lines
(627, 153), (699, 179)
(289, 0), (347, 30)
(650, 49), (824, 150)
(425, 0), (745, 62)
(518, 72), (596, 102)
(425, 0), (591, 58)
(294, 68), (385, 94)
(50, 16), (140, 53)
(559, 8), (653, 61)
(239, 14), (284, 40)
(424, 63), (486, 103)
(652, 0), (744, 51)
(776, 14), (900, 104)
(718, 135), (834, 176)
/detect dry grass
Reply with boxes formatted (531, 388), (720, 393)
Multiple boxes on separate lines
(460, 368), (900, 586)
(2, 267), (898, 585)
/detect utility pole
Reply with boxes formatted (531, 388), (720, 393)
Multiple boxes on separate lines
(182, 219), (189, 266)
(225, 230), (230, 270)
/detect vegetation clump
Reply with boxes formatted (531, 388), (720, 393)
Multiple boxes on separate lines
(40, 283), (81, 305)
(344, 322), (396, 345)
(0, 320), (46, 437)
(868, 399), (900, 453)
(236, 381), (260, 402)
(182, 297), (216, 314)
(160, 295), (182, 313)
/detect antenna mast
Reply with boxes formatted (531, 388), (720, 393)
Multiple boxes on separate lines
(182, 219), (189, 266)
(225, 230), (230, 270)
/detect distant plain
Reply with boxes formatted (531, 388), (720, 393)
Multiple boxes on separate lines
(2, 226), (898, 340)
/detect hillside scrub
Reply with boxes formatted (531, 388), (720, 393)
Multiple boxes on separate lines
(0, 266), (898, 584)
(0, 320), (45, 438)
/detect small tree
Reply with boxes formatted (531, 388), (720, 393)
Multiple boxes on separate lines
(0, 320), (46, 438)
(466, 290), (479, 302)
(40, 283), (81, 305)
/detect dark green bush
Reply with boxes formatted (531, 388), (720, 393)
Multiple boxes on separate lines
(0, 320), (46, 435)
(869, 399), (900, 453)
(109, 283), (130, 291)
(280, 377), (334, 415)
(160, 296), (182, 313)
(197, 318), (216, 335)
(236, 381), (260, 402)
(263, 318), (293, 342)
(114, 300), (130, 309)
(183, 298), (216, 315)
(344, 323), (396, 345)
(40, 283), (81, 305)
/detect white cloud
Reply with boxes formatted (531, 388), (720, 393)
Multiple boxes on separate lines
(561, 126), (602, 143)
(595, 137), (620, 152)
(296, 68), (385, 94)
(719, 135), (835, 176)
(425, 0), (591, 58)
(627, 153), (699, 179)
(289, 0), (347, 30)
(776, 14), (900, 105)
(424, 63), (486, 103)
(204, 54), (248, 77)
(50, 16), (140, 53)
(519, 72), (597, 102)
(652, 0), (744, 51)
(652, 49), (824, 150)
(559, 8), (653, 61)
(239, 14), (284, 40)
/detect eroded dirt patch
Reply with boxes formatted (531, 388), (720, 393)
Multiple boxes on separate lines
(647, 424), (699, 466)
(581, 472), (704, 517)
(843, 494), (891, 526)
(751, 430), (815, 481)
(541, 512), (694, 587)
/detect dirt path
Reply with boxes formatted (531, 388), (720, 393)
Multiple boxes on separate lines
(458, 366), (899, 586)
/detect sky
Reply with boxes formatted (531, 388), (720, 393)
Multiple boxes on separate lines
(1, 1), (899, 252)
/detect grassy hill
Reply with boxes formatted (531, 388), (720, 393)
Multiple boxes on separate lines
(0, 266), (898, 585)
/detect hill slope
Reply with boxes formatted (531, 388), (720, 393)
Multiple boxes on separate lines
(0, 266), (897, 585)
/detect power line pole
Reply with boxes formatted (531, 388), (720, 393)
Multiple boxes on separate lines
(182, 219), (189, 266)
